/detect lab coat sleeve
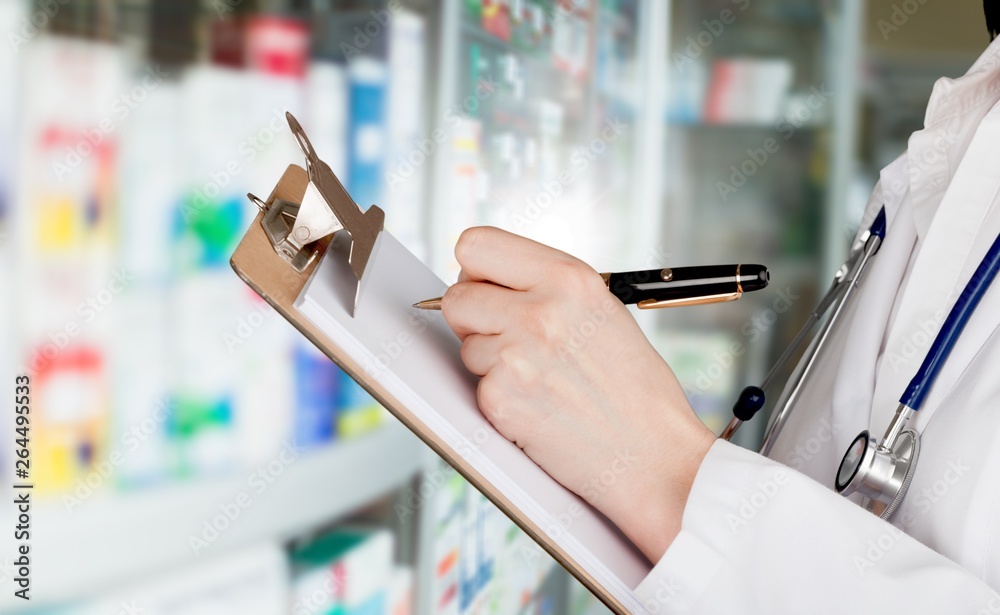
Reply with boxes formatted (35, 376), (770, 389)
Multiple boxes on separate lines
(632, 440), (1000, 614)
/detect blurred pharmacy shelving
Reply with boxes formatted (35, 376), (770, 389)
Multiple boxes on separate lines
(647, 0), (865, 447)
(5, 421), (423, 610)
(425, 0), (869, 454)
(0, 0), (874, 613)
(860, 0), (988, 174)
(426, 0), (667, 278)
(0, 0), (439, 612)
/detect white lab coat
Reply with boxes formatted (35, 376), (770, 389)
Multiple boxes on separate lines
(632, 37), (1000, 614)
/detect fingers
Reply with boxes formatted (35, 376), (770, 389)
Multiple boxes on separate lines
(460, 333), (503, 376)
(455, 226), (587, 291)
(441, 281), (524, 340)
(477, 372), (508, 437)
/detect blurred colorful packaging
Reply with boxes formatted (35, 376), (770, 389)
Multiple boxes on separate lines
(15, 37), (128, 494)
(170, 108), (246, 477)
(387, 567), (414, 615)
(306, 60), (348, 177)
(704, 58), (794, 125)
(432, 469), (465, 615)
(168, 273), (240, 478)
(34, 346), (107, 493)
(168, 56), (309, 478)
(8, 12), (407, 496)
(293, 340), (341, 449)
(0, 0), (21, 221)
(431, 472), (557, 614)
(337, 368), (387, 440)
(347, 56), (388, 218)
(465, 0), (484, 22)
(232, 291), (296, 468)
(246, 15), (310, 79)
(459, 484), (479, 612)
(290, 525), (409, 615)
(481, 0), (512, 41)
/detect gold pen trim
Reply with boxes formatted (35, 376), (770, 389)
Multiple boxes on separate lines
(636, 290), (743, 309)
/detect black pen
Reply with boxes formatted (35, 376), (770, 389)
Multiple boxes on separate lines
(412, 264), (769, 310)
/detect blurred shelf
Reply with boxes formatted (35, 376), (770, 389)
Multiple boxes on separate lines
(667, 120), (828, 131)
(5, 421), (425, 612)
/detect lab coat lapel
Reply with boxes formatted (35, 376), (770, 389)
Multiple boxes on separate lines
(914, 110), (1000, 421)
(907, 38), (1000, 240)
(869, 79), (1000, 433)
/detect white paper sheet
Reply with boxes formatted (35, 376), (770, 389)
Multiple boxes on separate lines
(295, 232), (651, 609)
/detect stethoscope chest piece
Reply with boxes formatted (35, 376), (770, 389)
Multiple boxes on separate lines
(835, 428), (920, 520)
(831, 229), (1000, 518)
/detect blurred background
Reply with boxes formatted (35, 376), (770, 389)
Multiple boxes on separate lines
(0, 0), (994, 613)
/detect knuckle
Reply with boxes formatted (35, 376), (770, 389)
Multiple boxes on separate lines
(459, 335), (476, 365)
(477, 376), (505, 423)
(550, 258), (598, 292)
(460, 335), (489, 376)
(499, 347), (537, 388)
(455, 226), (489, 264)
(521, 301), (560, 341)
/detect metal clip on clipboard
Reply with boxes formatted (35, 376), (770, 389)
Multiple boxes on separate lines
(246, 112), (385, 315)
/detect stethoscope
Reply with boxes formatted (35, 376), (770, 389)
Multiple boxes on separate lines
(721, 206), (1000, 519)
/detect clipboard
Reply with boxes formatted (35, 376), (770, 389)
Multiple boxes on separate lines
(230, 116), (635, 614)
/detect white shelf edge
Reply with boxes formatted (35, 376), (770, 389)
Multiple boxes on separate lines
(4, 421), (424, 612)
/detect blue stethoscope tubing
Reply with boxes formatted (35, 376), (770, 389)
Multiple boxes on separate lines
(899, 231), (1000, 410)
(726, 200), (1000, 516)
(833, 228), (1000, 517)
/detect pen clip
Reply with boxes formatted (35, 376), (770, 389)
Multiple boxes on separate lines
(633, 263), (745, 309)
(635, 290), (743, 309)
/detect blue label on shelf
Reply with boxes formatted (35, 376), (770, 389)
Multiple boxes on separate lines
(347, 60), (387, 212)
(293, 343), (339, 447)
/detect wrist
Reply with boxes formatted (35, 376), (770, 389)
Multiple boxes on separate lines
(604, 414), (716, 564)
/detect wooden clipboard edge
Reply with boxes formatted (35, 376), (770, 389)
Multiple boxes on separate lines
(230, 164), (629, 615)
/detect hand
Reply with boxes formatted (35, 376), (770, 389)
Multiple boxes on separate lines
(441, 226), (716, 563)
